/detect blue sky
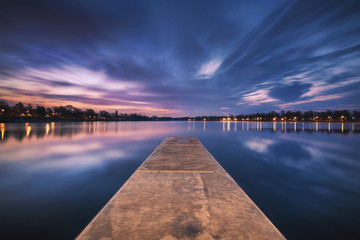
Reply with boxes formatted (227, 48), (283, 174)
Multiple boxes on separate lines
(0, 0), (360, 116)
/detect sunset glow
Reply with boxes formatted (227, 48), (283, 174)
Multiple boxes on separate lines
(0, 0), (359, 116)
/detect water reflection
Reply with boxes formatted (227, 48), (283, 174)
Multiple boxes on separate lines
(1, 121), (359, 144)
(0, 121), (360, 240)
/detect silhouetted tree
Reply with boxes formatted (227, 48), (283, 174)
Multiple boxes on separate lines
(100, 111), (111, 118)
(35, 105), (46, 117)
(46, 107), (53, 116)
(13, 102), (25, 115)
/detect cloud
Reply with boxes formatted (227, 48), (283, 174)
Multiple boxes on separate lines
(302, 79), (360, 98)
(239, 89), (278, 105)
(278, 94), (343, 109)
(0, 0), (360, 115)
(0, 64), (178, 114)
(197, 59), (222, 79)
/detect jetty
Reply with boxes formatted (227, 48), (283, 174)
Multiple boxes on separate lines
(77, 137), (285, 240)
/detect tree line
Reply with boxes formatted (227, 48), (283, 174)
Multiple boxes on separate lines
(185, 110), (359, 122)
(235, 109), (359, 121)
(0, 101), (153, 121)
(1, 100), (359, 122)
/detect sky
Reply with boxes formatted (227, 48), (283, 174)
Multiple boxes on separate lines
(0, 0), (360, 117)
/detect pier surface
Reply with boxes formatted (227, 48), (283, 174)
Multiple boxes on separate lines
(77, 137), (285, 240)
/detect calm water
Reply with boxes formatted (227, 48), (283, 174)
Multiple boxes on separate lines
(0, 121), (360, 239)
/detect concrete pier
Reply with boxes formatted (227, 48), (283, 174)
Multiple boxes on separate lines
(77, 137), (285, 240)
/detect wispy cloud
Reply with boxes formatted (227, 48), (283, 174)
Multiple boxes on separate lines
(279, 94), (343, 109)
(302, 79), (360, 98)
(239, 89), (277, 105)
(197, 59), (222, 79)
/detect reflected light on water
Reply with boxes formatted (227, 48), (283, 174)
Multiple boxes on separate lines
(1, 123), (5, 140)
(45, 124), (50, 135)
(25, 123), (32, 138)
(273, 122), (276, 131)
(51, 122), (55, 135)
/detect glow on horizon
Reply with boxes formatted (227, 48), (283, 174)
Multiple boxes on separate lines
(0, 65), (179, 116)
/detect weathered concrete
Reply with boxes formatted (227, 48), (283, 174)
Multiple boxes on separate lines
(77, 137), (285, 240)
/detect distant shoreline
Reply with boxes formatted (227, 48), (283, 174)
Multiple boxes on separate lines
(1, 117), (359, 124)
(2, 101), (359, 123)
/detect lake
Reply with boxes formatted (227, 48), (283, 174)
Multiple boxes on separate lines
(0, 121), (359, 239)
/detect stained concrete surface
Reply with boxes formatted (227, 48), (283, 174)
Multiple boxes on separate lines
(77, 137), (285, 240)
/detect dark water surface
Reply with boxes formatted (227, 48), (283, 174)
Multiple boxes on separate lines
(0, 121), (359, 239)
